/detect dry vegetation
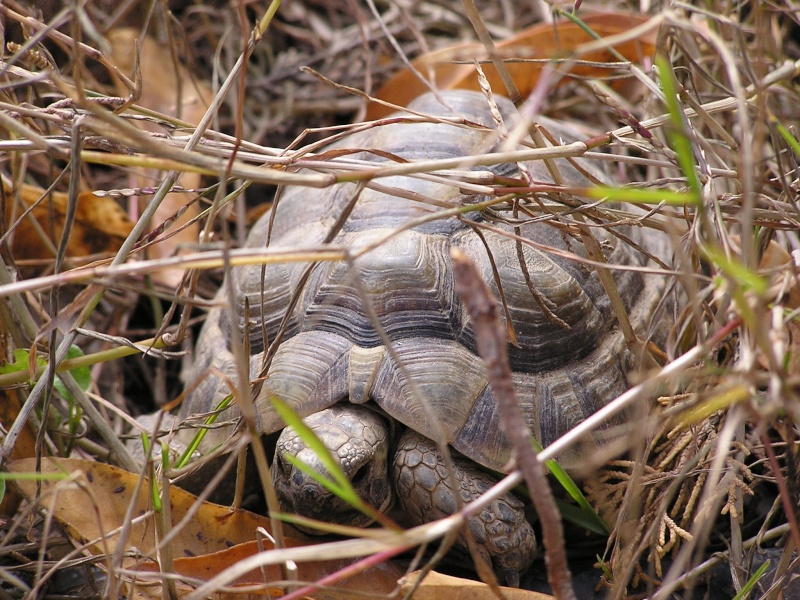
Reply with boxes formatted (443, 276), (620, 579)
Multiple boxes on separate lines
(0, 0), (799, 598)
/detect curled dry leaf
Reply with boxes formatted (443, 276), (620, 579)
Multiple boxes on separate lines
(366, 12), (657, 120)
(1, 180), (134, 268)
(108, 28), (210, 289)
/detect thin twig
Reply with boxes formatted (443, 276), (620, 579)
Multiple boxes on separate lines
(451, 247), (576, 600)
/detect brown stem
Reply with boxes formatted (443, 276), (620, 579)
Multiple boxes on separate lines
(451, 247), (576, 600)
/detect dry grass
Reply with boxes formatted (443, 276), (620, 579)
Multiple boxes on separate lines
(0, 0), (799, 598)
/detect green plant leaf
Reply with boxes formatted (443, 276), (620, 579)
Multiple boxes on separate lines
(732, 559), (770, 600)
(655, 54), (702, 204)
(531, 437), (609, 535)
(0, 346), (91, 402)
(51, 346), (91, 400)
(0, 348), (42, 377)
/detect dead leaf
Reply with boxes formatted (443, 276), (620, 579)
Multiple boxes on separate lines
(9, 458), (557, 598)
(0, 390), (37, 515)
(1, 180), (134, 268)
(399, 570), (554, 600)
(132, 540), (403, 599)
(757, 240), (800, 377)
(108, 28), (210, 289)
(366, 12), (657, 120)
(760, 239), (800, 310)
(10, 457), (290, 558)
(8, 458), (403, 598)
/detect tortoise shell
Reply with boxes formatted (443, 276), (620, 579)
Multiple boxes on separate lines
(181, 90), (668, 471)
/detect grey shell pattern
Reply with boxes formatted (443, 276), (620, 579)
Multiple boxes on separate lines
(181, 90), (668, 473)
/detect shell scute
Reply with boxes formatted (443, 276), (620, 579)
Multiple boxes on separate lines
(302, 229), (458, 347)
(252, 331), (352, 434)
(454, 227), (607, 368)
(369, 337), (488, 443)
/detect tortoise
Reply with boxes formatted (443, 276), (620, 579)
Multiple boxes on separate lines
(179, 90), (670, 585)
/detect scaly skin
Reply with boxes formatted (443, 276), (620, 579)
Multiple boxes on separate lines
(393, 429), (535, 587)
(272, 405), (392, 528)
(272, 405), (535, 586)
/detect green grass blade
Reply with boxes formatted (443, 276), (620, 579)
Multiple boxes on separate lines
(270, 395), (357, 494)
(771, 117), (800, 158)
(269, 395), (399, 530)
(0, 471), (67, 481)
(732, 559), (770, 600)
(701, 245), (768, 296)
(280, 451), (362, 508)
(588, 186), (697, 205)
(531, 437), (609, 535)
(655, 54), (702, 204)
(555, 499), (607, 536)
(174, 394), (235, 469)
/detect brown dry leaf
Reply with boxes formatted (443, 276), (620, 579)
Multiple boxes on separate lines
(399, 570), (554, 600)
(9, 457), (274, 558)
(366, 12), (656, 120)
(108, 28), (210, 289)
(9, 458), (554, 598)
(131, 553), (553, 600)
(8, 458), (404, 598)
(132, 540), (402, 599)
(1, 180), (134, 268)
(0, 390), (37, 515)
(760, 239), (800, 310)
(758, 240), (800, 377)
